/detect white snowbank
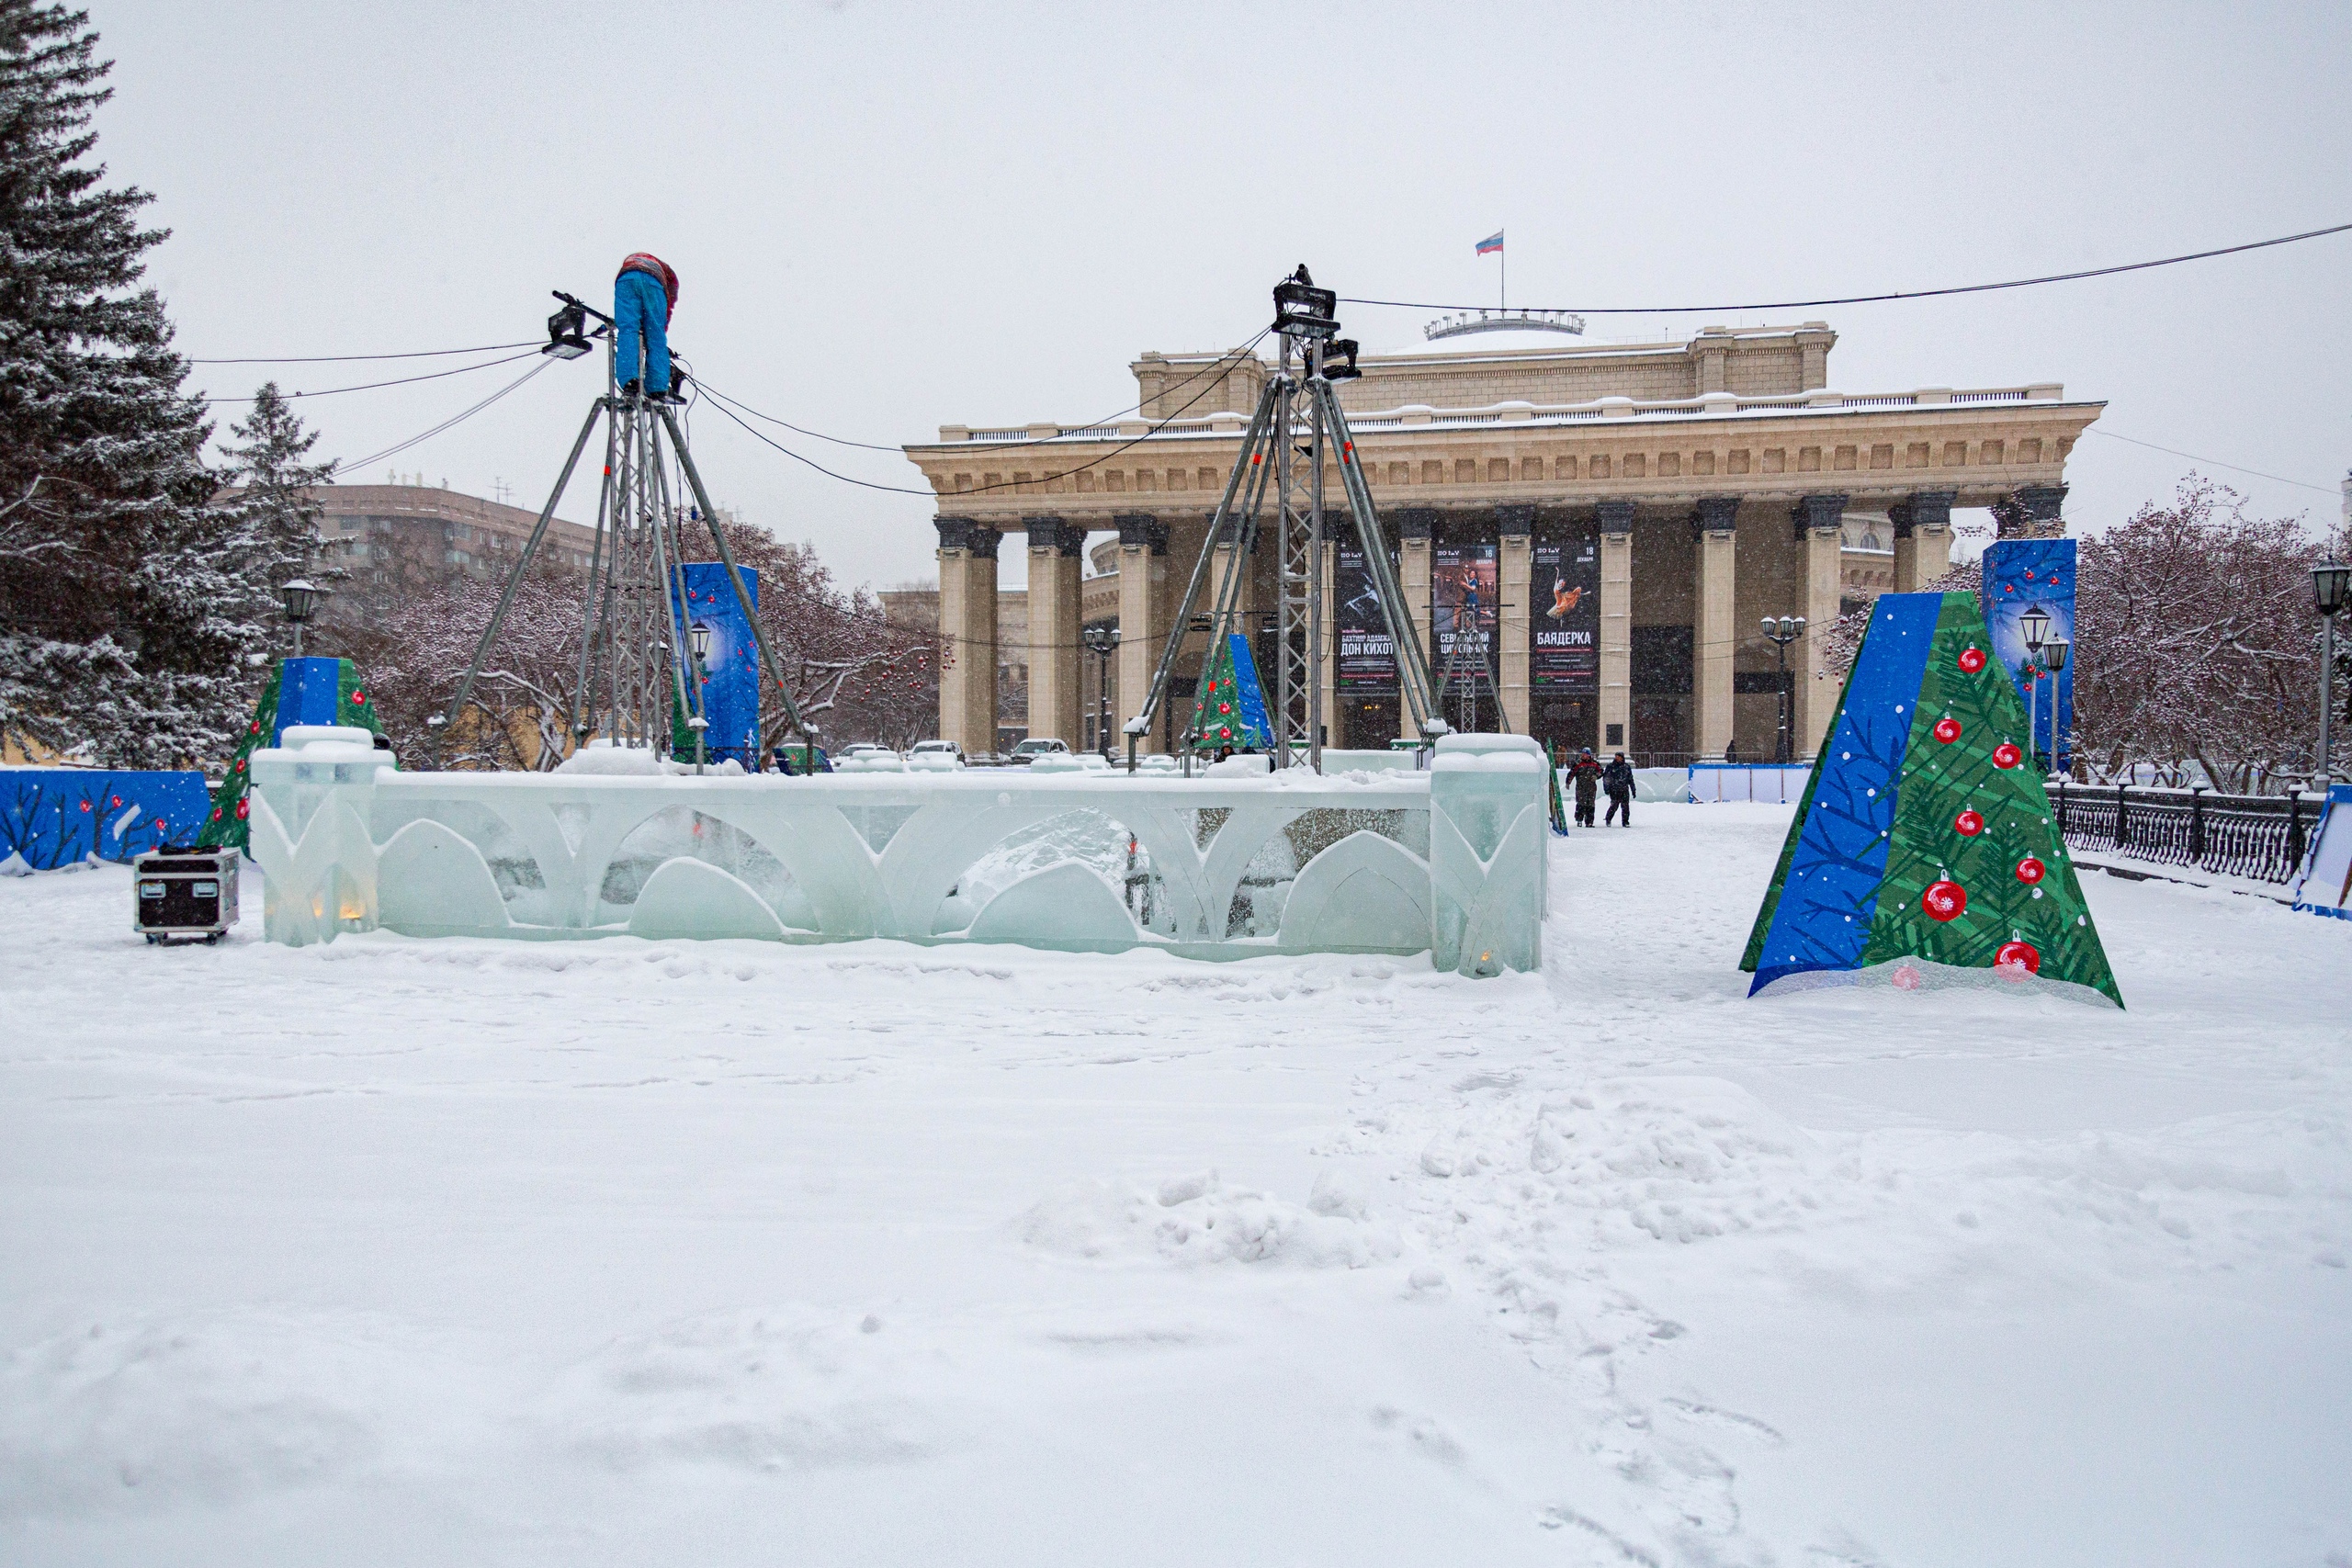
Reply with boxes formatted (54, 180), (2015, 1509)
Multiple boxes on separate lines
(2, 801), (2345, 1565)
(1017, 1168), (1400, 1269)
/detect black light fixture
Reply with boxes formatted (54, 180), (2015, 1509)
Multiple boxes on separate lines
(280, 579), (322, 657)
(2315, 559), (2351, 619)
(1272, 265), (1340, 340)
(2043, 637), (2070, 674)
(543, 293), (594, 359)
(1760, 615), (1806, 763)
(2019, 603), (2052, 659)
(689, 620), (714, 664)
(1320, 339), (1363, 382)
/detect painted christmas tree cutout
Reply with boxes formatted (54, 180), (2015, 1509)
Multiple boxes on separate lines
(197, 659), (385, 852)
(1741, 592), (2120, 1007)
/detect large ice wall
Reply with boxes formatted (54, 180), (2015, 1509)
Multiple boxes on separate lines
(247, 732), (1548, 973)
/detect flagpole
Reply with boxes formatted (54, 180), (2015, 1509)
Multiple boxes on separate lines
(1500, 233), (1506, 310)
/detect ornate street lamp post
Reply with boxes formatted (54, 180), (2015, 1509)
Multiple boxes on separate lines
(2040, 637), (2070, 776)
(686, 620), (713, 774)
(2019, 603), (2052, 775)
(1083, 623), (1121, 760)
(1760, 615), (1805, 763)
(280, 579), (320, 659)
(2315, 559), (2349, 787)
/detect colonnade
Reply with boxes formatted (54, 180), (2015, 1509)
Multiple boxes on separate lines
(932, 485), (2059, 761)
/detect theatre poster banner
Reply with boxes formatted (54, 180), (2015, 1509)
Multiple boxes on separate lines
(1335, 544), (1396, 690)
(1431, 542), (1498, 666)
(1531, 537), (1599, 692)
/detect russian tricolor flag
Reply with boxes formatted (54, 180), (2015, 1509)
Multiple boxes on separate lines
(1475, 231), (1504, 256)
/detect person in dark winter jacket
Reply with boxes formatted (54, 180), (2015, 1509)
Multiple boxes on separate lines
(1603, 750), (1635, 826)
(1566, 746), (1604, 827)
(614, 252), (680, 400)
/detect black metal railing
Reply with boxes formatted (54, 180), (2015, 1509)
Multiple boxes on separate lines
(2047, 781), (2313, 886)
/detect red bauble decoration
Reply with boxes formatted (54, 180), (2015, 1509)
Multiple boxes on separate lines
(1219, 702), (1231, 715)
(2015, 855), (2045, 885)
(1995, 940), (2041, 974)
(1921, 879), (1966, 921)
(1958, 647), (1986, 673)
(1933, 716), (1962, 744)
(1954, 809), (1984, 836)
(1992, 742), (2022, 769)
(351, 691), (368, 705)
(250, 720), (262, 735)
(234, 798), (250, 820)
(78, 799), (91, 812)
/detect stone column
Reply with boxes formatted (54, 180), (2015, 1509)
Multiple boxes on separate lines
(1792, 493), (1848, 758)
(1690, 495), (1740, 761)
(1496, 504), (1534, 734)
(1597, 501), (1635, 752)
(1114, 513), (1168, 751)
(1794, 322), (1835, 390)
(1395, 508), (1437, 739)
(1023, 515), (1085, 745)
(2011, 483), (2067, 539)
(1891, 490), (1955, 592)
(933, 517), (997, 755)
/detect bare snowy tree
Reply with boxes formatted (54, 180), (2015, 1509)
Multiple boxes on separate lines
(2075, 479), (2346, 791)
(1816, 478), (2350, 791)
(365, 556), (590, 770)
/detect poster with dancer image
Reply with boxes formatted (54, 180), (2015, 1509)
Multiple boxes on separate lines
(1431, 542), (1498, 663)
(1531, 537), (1599, 692)
(1334, 544), (1396, 690)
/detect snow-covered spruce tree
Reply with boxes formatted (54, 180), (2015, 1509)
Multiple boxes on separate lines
(215, 380), (331, 623)
(0, 3), (255, 767)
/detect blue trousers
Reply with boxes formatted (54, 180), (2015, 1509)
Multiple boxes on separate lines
(614, 269), (670, 392)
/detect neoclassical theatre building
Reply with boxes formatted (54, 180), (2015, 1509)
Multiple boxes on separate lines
(901, 322), (2099, 761)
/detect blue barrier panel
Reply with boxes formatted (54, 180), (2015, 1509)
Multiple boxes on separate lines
(1, 769), (211, 869)
(672, 563), (762, 768)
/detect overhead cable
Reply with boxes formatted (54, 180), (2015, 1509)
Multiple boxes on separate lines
(201, 349), (543, 404)
(327, 355), (557, 476)
(1338, 220), (2352, 314)
(2083, 427), (2340, 497)
(188, 341), (539, 365)
(692, 326), (1273, 500)
(709, 334), (1273, 456)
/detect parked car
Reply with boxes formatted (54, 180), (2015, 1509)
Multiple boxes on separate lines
(908, 739), (964, 762)
(838, 742), (899, 761)
(1006, 738), (1070, 765)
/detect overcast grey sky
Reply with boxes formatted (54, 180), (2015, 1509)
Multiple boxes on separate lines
(96, 1), (2351, 591)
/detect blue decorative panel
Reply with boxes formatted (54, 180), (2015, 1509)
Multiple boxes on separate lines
(672, 563), (762, 767)
(1, 769), (212, 868)
(276, 657), (346, 743)
(1749, 592), (1940, 993)
(1227, 634), (1272, 745)
(1981, 539), (2075, 773)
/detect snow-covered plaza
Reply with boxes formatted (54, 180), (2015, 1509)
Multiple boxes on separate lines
(4, 803), (2346, 1566)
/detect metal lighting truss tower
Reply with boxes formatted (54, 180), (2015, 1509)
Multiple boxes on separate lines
(438, 294), (808, 768)
(1128, 268), (1440, 771)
